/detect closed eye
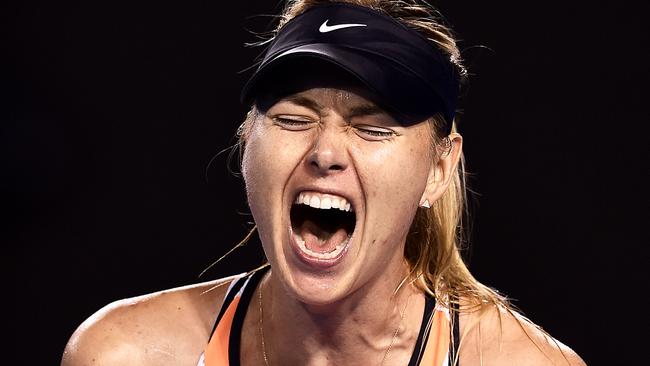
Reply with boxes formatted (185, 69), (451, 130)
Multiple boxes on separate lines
(354, 124), (398, 140)
(272, 115), (315, 131)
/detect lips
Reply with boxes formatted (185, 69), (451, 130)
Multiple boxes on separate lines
(288, 190), (357, 269)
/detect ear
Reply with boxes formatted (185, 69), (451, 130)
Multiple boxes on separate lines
(419, 133), (463, 207)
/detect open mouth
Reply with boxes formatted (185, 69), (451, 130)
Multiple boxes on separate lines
(290, 192), (356, 262)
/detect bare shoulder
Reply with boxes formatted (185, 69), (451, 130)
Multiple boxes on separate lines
(458, 302), (587, 366)
(61, 274), (241, 366)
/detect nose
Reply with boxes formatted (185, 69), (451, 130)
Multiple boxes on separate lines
(307, 128), (348, 176)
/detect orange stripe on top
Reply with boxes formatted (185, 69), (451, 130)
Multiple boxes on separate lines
(199, 269), (454, 366)
(418, 309), (451, 366)
(204, 295), (241, 366)
(203, 301), (452, 366)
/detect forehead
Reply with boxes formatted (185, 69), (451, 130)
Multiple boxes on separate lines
(277, 87), (381, 112)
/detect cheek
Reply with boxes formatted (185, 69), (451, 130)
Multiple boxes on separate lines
(242, 123), (310, 219)
(354, 139), (432, 242)
(243, 134), (281, 205)
(358, 144), (430, 205)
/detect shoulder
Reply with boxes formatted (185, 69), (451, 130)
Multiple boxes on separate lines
(61, 274), (243, 366)
(458, 302), (587, 366)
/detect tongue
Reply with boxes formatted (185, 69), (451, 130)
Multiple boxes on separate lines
(299, 219), (349, 253)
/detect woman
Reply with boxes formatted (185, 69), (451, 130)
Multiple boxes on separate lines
(62, 1), (586, 365)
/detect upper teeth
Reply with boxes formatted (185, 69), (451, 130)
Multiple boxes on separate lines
(295, 191), (353, 212)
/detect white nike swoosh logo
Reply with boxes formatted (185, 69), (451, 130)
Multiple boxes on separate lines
(319, 20), (367, 33)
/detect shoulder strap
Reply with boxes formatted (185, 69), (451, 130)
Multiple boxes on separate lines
(408, 294), (436, 366)
(202, 268), (268, 366)
(449, 300), (461, 366)
(207, 273), (248, 343)
(227, 268), (267, 366)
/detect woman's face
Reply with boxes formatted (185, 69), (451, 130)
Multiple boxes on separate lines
(242, 87), (437, 305)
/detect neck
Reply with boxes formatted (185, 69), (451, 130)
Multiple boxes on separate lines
(260, 265), (425, 366)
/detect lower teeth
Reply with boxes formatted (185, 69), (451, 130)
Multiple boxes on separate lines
(295, 234), (349, 260)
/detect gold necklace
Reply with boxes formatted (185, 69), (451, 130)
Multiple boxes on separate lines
(379, 291), (412, 366)
(258, 275), (413, 366)
(258, 276), (270, 366)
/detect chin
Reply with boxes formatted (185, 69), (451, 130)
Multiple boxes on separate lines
(259, 232), (366, 308)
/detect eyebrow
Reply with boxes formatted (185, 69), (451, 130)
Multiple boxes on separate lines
(282, 95), (324, 112)
(347, 104), (386, 118)
(282, 95), (387, 118)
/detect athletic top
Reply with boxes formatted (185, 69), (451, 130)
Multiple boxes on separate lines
(197, 268), (460, 366)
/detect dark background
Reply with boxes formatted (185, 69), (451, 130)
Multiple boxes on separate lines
(3, 0), (648, 364)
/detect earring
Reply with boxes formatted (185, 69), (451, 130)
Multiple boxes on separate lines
(420, 199), (431, 209)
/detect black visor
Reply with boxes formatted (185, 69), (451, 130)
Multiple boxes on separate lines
(241, 3), (460, 132)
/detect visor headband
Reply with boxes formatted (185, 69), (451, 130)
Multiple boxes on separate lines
(241, 3), (461, 131)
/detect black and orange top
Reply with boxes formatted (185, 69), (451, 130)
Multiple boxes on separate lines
(197, 268), (460, 366)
